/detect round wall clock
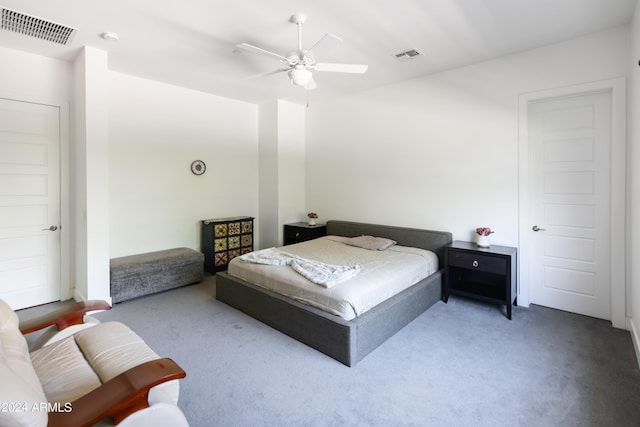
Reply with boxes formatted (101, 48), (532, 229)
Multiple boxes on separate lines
(190, 160), (206, 175)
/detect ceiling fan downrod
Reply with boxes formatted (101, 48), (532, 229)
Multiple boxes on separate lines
(290, 13), (307, 52)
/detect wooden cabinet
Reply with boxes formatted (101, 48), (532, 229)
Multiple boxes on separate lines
(201, 216), (254, 273)
(443, 240), (517, 319)
(283, 222), (326, 245)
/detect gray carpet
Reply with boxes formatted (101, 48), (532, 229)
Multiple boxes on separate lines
(18, 275), (640, 426)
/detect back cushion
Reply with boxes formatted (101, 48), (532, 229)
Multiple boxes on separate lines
(30, 336), (102, 405)
(0, 299), (48, 427)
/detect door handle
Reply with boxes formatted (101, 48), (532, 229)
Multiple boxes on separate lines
(532, 225), (546, 232)
(42, 225), (58, 231)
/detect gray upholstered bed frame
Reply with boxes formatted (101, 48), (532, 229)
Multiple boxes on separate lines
(215, 220), (452, 366)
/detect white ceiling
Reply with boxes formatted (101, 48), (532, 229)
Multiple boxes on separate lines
(0, 0), (636, 104)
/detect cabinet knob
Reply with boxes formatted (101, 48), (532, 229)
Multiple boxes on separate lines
(295, 232), (300, 237)
(472, 260), (479, 268)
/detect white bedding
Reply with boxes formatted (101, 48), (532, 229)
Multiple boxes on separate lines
(227, 235), (439, 320)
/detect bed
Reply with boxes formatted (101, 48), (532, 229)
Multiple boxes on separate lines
(215, 220), (452, 366)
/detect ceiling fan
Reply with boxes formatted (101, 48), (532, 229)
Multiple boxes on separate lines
(236, 13), (368, 90)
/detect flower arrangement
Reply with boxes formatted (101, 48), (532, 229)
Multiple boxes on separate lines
(307, 212), (318, 219)
(475, 227), (494, 236)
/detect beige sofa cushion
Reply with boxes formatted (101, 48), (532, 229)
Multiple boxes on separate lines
(30, 336), (102, 404)
(0, 299), (48, 427)
(74, 321), (181, 406)
(74, 321), (160, 382)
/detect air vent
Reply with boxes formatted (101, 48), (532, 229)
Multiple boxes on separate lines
(1, 7), (77, 46)
(394, 49), (422, 62)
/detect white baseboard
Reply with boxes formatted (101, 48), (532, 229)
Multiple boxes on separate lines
(73, 288), (113, 306)
(628, 317), (640, 369)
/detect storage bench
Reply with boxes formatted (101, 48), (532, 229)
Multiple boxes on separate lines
(110, 247), (204, 303)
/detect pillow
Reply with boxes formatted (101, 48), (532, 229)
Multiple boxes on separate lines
(344, 235), (397, 251)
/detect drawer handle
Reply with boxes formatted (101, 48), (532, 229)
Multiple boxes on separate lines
(472, 260), (479, 268)
(295, 232), (300, 237)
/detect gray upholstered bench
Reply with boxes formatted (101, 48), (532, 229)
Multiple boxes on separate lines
(110, 248), (204, 303)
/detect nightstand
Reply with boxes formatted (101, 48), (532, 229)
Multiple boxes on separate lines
(443, 240), (517, 319)
(284, 222), (327, 245)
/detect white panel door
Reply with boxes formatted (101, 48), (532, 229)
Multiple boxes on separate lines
(0, 98), (60, 309)
(528, 91), (611, 320)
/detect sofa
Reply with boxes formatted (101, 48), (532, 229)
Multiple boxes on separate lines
(0, 299), (189, 427)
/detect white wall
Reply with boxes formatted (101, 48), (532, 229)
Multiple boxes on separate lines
(73, 47), (111, 302)
(0, 46), (72, 102)
(306, 26), (630, 248)
(258, 100), (306, 248)
(628, 5), (640, 362)
(258, 101), (279, 248)
(108, 72), (259, 258)
(276, 100), (306, 243)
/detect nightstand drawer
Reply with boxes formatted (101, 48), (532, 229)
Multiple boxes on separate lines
(448, 250), (506, 275)
(283, 223), (327, 245)
(284, 228), (306, 241)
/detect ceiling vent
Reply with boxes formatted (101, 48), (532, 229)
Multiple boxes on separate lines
(1, 7), (77, 46)
(394, 49), (422, 62)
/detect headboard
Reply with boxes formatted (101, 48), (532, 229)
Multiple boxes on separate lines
(325, 220), (452, 269)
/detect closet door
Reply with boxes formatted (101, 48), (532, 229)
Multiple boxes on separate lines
(0, 98), (61, 309)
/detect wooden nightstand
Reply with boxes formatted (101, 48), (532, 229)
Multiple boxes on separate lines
(443, 241), (517, 319)
(284, 222), (327, 245)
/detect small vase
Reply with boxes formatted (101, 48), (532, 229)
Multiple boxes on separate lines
(308, 218), (317, 226)
(477, 235), (490, 248)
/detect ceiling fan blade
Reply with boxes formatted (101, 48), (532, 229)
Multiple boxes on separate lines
(314, 63), (368, 73)
(304, 76), (317, 91)
(306, 33), (342, 56)
(236, 43), (290, 63)
(245, 68), (290, 80)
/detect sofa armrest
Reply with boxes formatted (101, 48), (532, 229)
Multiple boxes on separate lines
(19, 300), (111, 334)
(48, 358), (186, 427)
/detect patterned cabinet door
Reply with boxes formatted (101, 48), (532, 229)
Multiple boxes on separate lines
(213, 223), (228, 268)
(226, 219), (242, 262)
(201, 216), (254, 273)
(241, 219), (253, 254)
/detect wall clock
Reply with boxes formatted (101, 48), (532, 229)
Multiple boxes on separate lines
(190, 160), (206, 175)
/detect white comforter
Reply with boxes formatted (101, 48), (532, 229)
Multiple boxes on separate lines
(227, 235), (439, 320)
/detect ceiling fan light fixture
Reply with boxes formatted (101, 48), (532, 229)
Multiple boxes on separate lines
(288, 68), (312, 86)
